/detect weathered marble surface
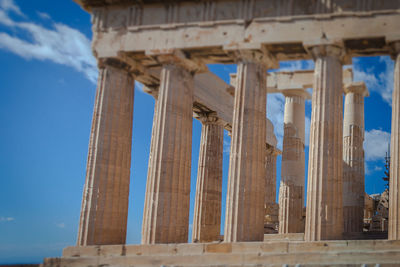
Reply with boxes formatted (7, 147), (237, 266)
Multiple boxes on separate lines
(343, 82), (368, 233)
(305, 45), (344, 241)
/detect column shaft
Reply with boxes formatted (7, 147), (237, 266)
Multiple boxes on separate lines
(389, 46), (400, 240)
(265, 148), (278, 233)
(343, 86), (366, 233)
(224, 61), (267, 242)
(192, 117), (223, 242)
(279, 94), (305, 233)
(142, 63), (193, 244)
(77, 61), (134, 246)
(265, 148), (277, 210)
(305, 46), (344, 241)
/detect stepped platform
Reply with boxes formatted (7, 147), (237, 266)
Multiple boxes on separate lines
(41, 239), (400, 267)
(264, 233), (304, 241)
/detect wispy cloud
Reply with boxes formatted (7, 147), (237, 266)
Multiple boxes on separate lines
(364, 129), (391, 161)
(223, 131), (231, 154)
(37, 11), (51, 20)
(0, 216), (15, 222)
(273, 59), (314, 72)
(374, 165), (383, 172)
(0, 0), (97, 83)
(0, 0), (24, 16)
(353, 56), (394, 106)
(56, 222), (65, 228)
(267, 93), (285, 149)
(223, 140), (230, 154)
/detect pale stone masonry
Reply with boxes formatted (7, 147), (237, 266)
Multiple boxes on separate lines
(279, 89), (309, 234)
(305, 45), (344, 241)
(224, 57), (267, 242)
(192, 113), (223, 243)
(343, 82), (368, 233)
(265, 119), (278, 213)
(77, 59), (134, 246)
(141, 62), (194, 244)
(389, 41), (400, 240)
(264, 119), (280, 233)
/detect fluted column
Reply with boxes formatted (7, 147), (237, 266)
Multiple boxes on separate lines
(265, 145), (277, 212)
(77, 59), (134, 246)
(264, 145), (279, 233)
(142, 90), (158, 243)
(389, 42), (400, 240)
(343, 82), (368, 233)
(279, 90), (307, 234)
(305, 45), (344, 241)
(224, 57), (267, 242)
(141, 62), (194, 244)
(192, 114), (223, 243)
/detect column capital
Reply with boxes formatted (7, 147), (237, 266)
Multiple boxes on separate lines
(227, 48), (279, 69)
(309, 45), (345, 60)
(281, 88), (311, 100)
(146, 49), (208, 74)
(97, 57), (132, 72)
(304, 41), (350, 64)
(344, 82), (369, 97)
(195, 112), (219, 125)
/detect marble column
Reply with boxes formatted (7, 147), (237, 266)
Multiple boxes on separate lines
(389, 42), (400, 240)
(264, 144), (279, 233)
(265, 145), (277, 215)
(192, 114), (223, 243)
(305, 45), (344, 241)
(224, 58), (267, 242)
(141, 63), (194, 244)
(343, 82), (368, 233)
(77, 59), (134, 246)
(279, 90), (307, 234)
(265, 119), (278, 212)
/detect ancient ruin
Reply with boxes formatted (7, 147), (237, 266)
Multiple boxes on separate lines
(42, 0), (400, 266)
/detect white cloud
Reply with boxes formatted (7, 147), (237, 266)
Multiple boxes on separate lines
(374, 165), (383, 172)
(0, 1), (97, 83)
(365, 163), (371, 175)
(267, 93), (285, 149)
(37, 11), (51, 20)
(364, 129), (391, 161)
(353, 56), (394, 106)
(274, 59), (314, 72)
(0, 216), (15, 222)
(365, 162), (385, 176)
(223, 131), (231, 154)
(0, 0), (24, 16)
(223, 140), (230, 154)
(56, 222), (65, 228)
(304, 115), (311, 146)
(0, 9), (13, 25)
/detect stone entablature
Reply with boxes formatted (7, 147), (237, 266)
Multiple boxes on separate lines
(86, 2), (399, 61)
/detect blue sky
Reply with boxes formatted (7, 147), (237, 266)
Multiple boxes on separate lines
(0, 0), (394, 264)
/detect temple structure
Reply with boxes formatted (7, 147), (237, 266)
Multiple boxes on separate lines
(41, 0), (400, 266)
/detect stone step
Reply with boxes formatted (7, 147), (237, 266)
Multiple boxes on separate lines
(61, 240), (400, 258)
(264, 233), (304, 241)
(43, 249), (400, 267)
(343, 232), (388, 240)
(41, 240), (400, 267)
